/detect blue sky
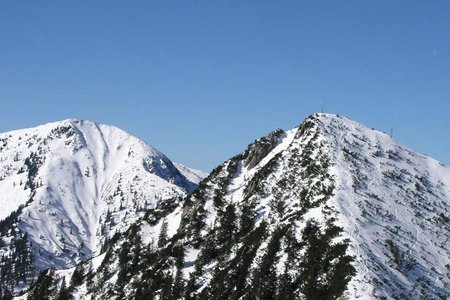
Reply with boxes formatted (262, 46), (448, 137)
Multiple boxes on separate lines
(1, 1), (449, 171)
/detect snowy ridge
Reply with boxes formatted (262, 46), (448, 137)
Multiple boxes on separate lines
(0, 119), (201, 295)
(18, 114), (450, 299)
(318, 114), (450, 298)
(174, 163), (208, 185)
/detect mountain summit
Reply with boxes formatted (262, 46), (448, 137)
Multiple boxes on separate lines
(7, 114), (450, 299)
(0, 119), (203, 295)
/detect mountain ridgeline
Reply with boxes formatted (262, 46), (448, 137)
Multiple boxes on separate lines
(5, 114), (450, 299)
(0, 120), (204, 298)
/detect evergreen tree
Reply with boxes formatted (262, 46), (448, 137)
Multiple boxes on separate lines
(28, 270), (55, 300)
(203, 253), (235, 300)
(56, 279), (72, 300)
(70, 263), (85, 289)
(232, 221), (267, 299)
(116, 241), (131, 288)
(185, 263), (202, 300)
(252, 227), (285, 300)
(216, 203), (237, 251)
(277, 273), (296, 300)
(158, 219), (169, 248)
(297, 220), (355, 300)
(171, 246), (185, 299)
(198, 228), (218, 263)
(85, 260), (94, 293)
(203, 221), (268, 300)
(160, 272), (174, 300)
(171, 268), (185, 300)
(130, 226), (142, 270)
(238, 202), (255, 239)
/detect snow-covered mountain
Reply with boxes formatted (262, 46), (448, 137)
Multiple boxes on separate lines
(18, 114), (450, 299)
(0, 119), (205, 296)
(173, 163), (208, 186)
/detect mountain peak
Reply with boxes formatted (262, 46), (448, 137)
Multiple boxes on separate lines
(4, 114), (450, 299)
(0, 120), (205, 295)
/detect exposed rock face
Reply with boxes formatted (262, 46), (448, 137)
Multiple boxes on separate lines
(243, 129), (286, 169)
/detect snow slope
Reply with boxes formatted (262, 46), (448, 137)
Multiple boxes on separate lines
(21, 114), (450, 299)
(174, 163), (208, 185)
(319, 114), (450, 298)
(0, 119), (202, 294)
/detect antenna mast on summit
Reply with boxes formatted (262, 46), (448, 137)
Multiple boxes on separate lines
(321, 101), (324, 113)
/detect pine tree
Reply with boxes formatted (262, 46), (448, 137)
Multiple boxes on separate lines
(160, 272), (174, 300)
(56, 279), (72, 300)
(185, 262), (202, 300)
(199, 228), (218, 263)
(277, 273), (295, 300)
(158, 219), (169, 248)
(216, 203), (237, 252)
(238, 202), (255, 239)
(297, 220), (355, 300)
(203, 254), (233, 300)
(28, 270), (55, 300)
(171, 246), (185, 299)
(130, 227), (142, 270)
(116, 241), (131, 287)
(85, 260), (94, 293)
(252, 227), (285, 300)
(172, 268), (184, 300)
(70, 263), (85, 288)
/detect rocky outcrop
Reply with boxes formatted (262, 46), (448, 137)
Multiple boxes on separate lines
(243, 129), (286, 169)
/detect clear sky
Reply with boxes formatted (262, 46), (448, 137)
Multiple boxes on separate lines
(1, 1), (449, 172)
